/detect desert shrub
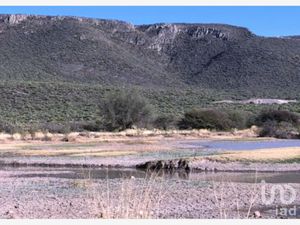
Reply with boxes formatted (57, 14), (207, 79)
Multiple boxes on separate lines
(68, 121), (101, 132)
(99, 90), (154, 131)
(178, 108), (232, 131)
(38, 122), (71, 134)
(153, 114), (178, 130)
(81, 121), (102, 132)
(259, 121), (299, 139)
(225, 110), (252, 130)
(253, 110), (300, 126)
(250, 110), (300, 139)
(41, 133), (52, 141)
(29, 121), (102, 133)
(67, 122), (85, 132)
(0, 121), (22, 134)
(27, 124), (39, 139)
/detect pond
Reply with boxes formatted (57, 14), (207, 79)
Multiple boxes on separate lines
(138, 139), (300, 160)
(183, 139), (300, 151)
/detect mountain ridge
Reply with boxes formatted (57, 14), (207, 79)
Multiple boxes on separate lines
(0, 14), (300, 123)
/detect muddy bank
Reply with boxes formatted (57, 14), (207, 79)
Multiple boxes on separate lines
(2, 157), (300, 173)
(190, 159), (300, 172)
(135, 158), (300, 173)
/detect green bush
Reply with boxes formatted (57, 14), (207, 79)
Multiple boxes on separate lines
(27, 121), (102, 133)
(250, 110), (300, 139)
(226, 110), (251, 129)
(259, 121), (299, 139)
(0, 121), (22, 134)
(178, 108), (233, 130)
(99, 89), (154, 131)
(253, 110), (300, 126)
(153, 114), (178, 130)
(38, 122), (71, 134)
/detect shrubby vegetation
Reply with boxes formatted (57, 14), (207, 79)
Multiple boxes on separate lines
(250, 110), (300, 139)
(178, 109), (231, 130)
(2, 81), (300, 126)
(99, 90), (154, 131)
(0, 120), (22, 134)
(177, 108), (249, 131)
(253, 110), (299, 126)
(0, 120), (101, 135)
(258, 121), (299, 139)
(153, 114), (178, 130)
(1, 89), (300, 140)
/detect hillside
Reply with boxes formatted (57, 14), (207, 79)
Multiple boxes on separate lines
(0, 14), (300, 123)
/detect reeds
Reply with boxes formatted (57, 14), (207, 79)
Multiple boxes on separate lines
(83, 169), (171, 219)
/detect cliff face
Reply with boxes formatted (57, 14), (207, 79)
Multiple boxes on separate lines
(0, 14), (300, 96)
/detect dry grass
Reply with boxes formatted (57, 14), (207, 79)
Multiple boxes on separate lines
(82, 170), (170, 219)
(205, 147), (300, 163)
(3, 148), (137, 157)
(212, 172), (261, 219)
(0, 127), (258, 143)
(70, 151), (136, 157)
(0, 136), (173, 158)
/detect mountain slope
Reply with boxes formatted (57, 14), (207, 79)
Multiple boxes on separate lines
(0, 14), (300, 123)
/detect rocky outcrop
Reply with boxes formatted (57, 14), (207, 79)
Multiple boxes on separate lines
(4, 14), (29, 25)
(133, 23), (252, 52)
(136, 159), (190, 172)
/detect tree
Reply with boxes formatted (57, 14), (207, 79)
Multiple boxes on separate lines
(100, 89), (154, 131)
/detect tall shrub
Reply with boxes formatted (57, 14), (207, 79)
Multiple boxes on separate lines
(100, 90), (154, 131)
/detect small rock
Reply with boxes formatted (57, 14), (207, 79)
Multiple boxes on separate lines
(5, 210), (15, 219)
(5, 210), (13, 215)
(253, 211), (261, 218)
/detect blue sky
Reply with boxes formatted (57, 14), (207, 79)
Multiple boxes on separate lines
(0, 6), (299, 37)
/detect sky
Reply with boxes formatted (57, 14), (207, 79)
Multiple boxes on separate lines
(0, 6), (299, 37)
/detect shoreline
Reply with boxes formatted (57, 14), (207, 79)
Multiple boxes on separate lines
(1, 157), (300, 173)
(0, 128), (300, 173)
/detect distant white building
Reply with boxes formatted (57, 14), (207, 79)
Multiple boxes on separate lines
(214, 98), (298, 105)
